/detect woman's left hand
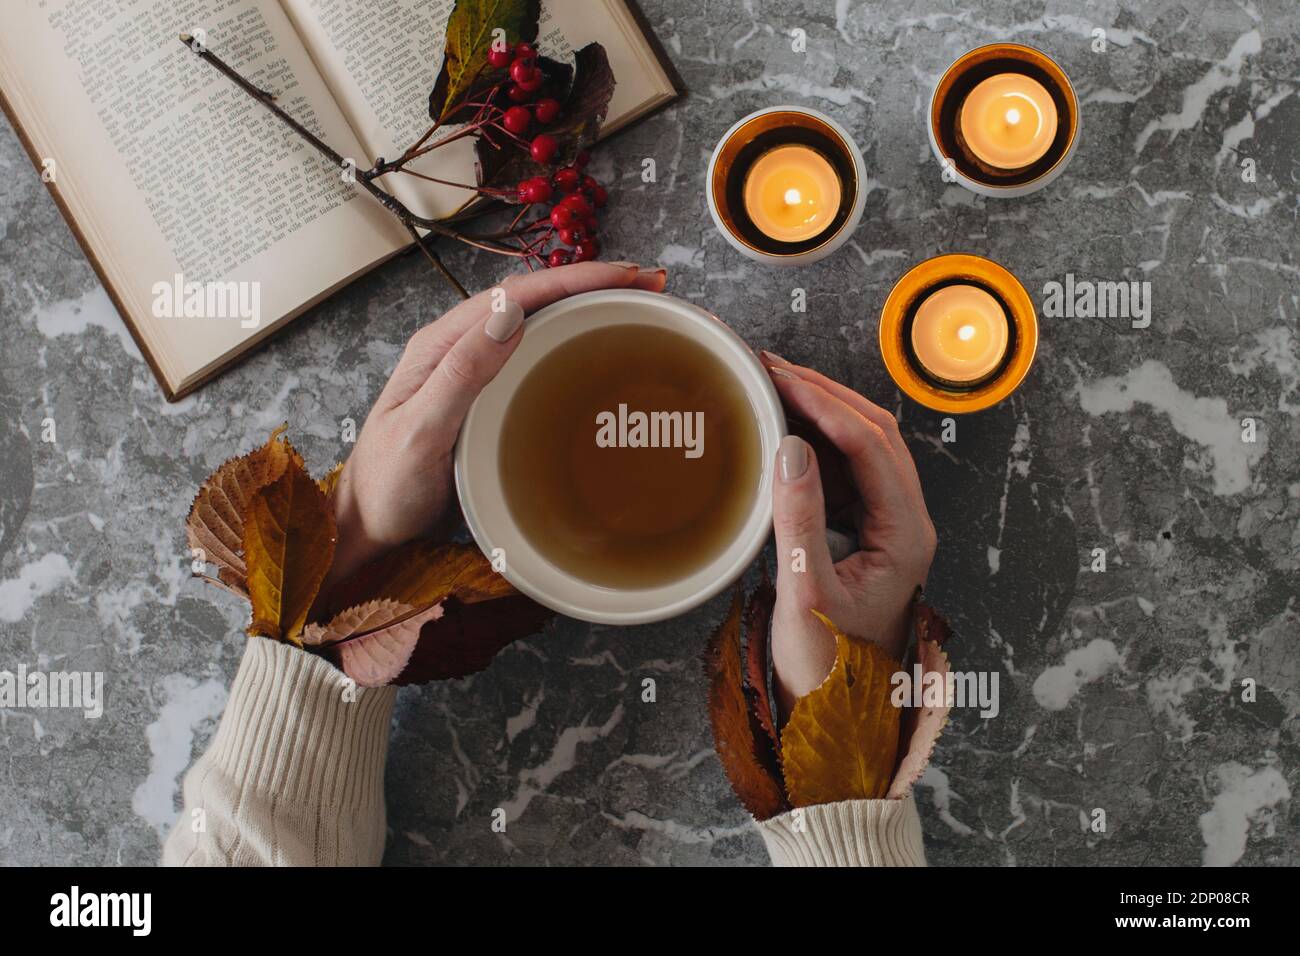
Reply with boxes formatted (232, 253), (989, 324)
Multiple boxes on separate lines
(325, 261), (668, 588)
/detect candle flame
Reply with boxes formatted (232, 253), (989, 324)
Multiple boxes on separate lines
(1005, 107), (1021, 126)
(957, 324), (976, 341)
(784, 187), (802, 206)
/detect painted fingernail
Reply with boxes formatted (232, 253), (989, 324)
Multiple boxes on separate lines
(761, 349), (790, 366)
(779, 435), (808, 482)
(767, 366), (798, 380)
(485, 298), (525, 342)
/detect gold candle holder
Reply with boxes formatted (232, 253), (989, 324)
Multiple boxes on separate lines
(929, 43), (1080, 197)
(879, 254), (1037, 414)
(706, 106), (867, 266)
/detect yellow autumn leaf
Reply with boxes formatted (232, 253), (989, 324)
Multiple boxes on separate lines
(317, 461), (344, 498)
(243, 456), (336, 644)
(781, 611), (902, 806)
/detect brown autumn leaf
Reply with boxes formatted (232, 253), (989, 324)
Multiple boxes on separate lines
(243, 457), (336, 644)
(326, 539), (514, 617)
(913, 596), (954, 648)
(186, 425), (301, 589)
(557, 43), (615, 151)
(705, 589), (789, 821)
(218, 566), (250, 599)
(742, 576), (781, 766)
(781, 611), (902, 807)
(304, 598), (445, 687)
(888, 600), (954, 799)
(395, 593), (554, 684)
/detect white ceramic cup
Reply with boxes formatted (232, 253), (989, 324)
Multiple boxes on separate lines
(454, 289), (786, 625)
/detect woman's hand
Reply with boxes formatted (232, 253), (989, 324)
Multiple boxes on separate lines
(761, 351), (937, 721)
(326, 261), (668, 588)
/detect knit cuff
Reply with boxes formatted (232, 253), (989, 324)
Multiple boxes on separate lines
(757, 796), (927, 867)
(207, 637), (397, 812)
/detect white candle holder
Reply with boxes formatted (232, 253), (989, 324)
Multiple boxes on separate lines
(928, 43), (1081, 198)
(706, 105), (867, 266)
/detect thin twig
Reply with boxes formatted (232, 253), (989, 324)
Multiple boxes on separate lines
(177, 35), (532, 288)
(406, 224), (469, 300)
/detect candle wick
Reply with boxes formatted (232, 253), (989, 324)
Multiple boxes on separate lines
(784, 188), (802, 206)
(957, 324), (976, 341)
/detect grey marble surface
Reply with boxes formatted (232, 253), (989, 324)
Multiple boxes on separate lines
(1, 0), (1297, 867)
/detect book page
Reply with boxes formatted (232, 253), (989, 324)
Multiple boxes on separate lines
(0, 0), (408, 389)
(282, 0), (672, 221)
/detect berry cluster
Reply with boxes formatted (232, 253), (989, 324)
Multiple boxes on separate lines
(483, 42), (610, 268)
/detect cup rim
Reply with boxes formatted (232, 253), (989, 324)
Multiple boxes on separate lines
(454, 289), (784, 625)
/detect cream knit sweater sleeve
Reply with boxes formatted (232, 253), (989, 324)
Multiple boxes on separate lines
(161, 637), (921, 867)
(755, 797), (927, 866)
(162, 637), (396, 867)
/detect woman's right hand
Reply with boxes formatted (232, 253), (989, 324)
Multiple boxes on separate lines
(760, 351), (938, 721)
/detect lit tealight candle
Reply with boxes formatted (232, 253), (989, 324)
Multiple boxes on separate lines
(910, 284), (1009, 385)
(959, 72), (1058, 169)
(742, 145), (842, 243)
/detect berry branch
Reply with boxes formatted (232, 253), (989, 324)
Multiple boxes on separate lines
(179, 19), (615, 298)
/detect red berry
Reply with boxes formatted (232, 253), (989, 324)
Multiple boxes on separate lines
(574, 239), (600, 262)
(510, 59), (535, 85)
(550, 205), (577, 229)
(548, 249), (573, 268)
(585, 216), (600, 233)
(561, 193), (592, 218)
(575, 150), (591, 170)
(502, 106), (532, 135)
(559, 226), (587, 246)
(514, 41), (536, 59)
(518, 69), (544, 93)
(488, 46), (513, 69)
(534, 98), (561, 124)
(553, 168), (581, 192)
(589, 184), (609, 208)
(517, 176), (552, 204)
(530, 133), (558, 164)
(507, 83), (531, 103)
(581, 175), (600, 194)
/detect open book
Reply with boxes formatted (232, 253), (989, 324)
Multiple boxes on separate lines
(0, 0), (682, 400)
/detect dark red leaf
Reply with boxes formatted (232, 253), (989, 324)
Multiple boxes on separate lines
(394, 594), (554, 684)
